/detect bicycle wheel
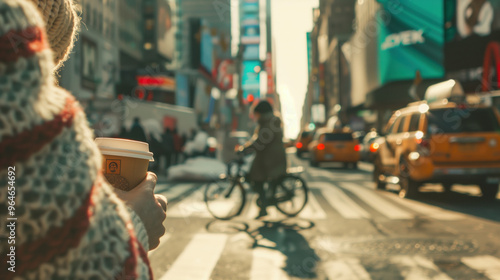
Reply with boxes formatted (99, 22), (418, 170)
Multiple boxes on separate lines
(204, 179), (246, 220)
(274, 175), (308, 217)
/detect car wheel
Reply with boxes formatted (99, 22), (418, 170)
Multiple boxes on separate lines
(479, 183), (499, 200)
(399, 176), (420, 199)
(351, 162), (358, 169)
(442, 183), (453, 192)
(398, 158), (419, 198)
(373, 163), (386, 190)
(310, 160), (318, 167)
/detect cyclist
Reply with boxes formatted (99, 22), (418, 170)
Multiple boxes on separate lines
(236, 101), (287, 218)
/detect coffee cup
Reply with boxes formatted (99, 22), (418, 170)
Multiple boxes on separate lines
(95, 138), (154, 191)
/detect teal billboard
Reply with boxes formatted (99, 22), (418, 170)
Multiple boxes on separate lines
(377, 0), (445, 84)
(307, 32), (312, 75)
(242, 60), (260, 100)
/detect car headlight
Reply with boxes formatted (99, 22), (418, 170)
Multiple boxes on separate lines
(409, 152), (420, 161)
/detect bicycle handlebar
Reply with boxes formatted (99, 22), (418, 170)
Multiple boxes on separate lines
(226, 153), (247, 177)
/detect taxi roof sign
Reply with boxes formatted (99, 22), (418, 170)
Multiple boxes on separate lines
(424, 79), (464, 104)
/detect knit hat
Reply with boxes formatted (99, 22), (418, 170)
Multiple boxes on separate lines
(29, 0), (78, 69)
(254, 100), (273, 114)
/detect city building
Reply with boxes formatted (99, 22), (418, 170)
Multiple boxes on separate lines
(58, 0), (121, 136)
(302, 0), (355, 131)
(306, 0), (500, 132)
(175, 0), (233, 125)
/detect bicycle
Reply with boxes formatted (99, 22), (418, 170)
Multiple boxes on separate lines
(204, 155), (309, 220)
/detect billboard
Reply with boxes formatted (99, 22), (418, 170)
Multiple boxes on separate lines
(175, 74), (189, 107)
(265, 52), (274, 94)
(157, 0), (176, 60)
(307, 32), (313, 75)
(445, 0), (500, 91)
(200, 24), (214, 73)
(243, 44), (260, 60)
(241, 0), (260, 45)
(377, 0), (445, 84)
(242, 60), (260, 99)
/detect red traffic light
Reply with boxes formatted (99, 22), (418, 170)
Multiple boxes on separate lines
(247, 94), (254, 103)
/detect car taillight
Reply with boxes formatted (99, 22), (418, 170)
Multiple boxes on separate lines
(296, 142), (303, 149)
(417, 139), (430, 148)
(369, 143), (379, 153)
(317, 143), (325, 150)
(354, 144), (361, 152)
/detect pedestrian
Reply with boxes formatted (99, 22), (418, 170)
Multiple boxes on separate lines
(0, 1), (166, 279)
(148, 132), (162, 173)
(129, 117), (148, 142)
(236, 100), (287, 218)
(162, 128), (175, 172)
(172, 128), (183, 165)
(118, 125), (129, 139)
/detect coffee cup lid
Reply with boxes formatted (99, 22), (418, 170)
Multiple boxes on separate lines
(95, 138), (154, 161)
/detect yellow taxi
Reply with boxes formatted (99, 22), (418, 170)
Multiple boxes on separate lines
(295, 130), (315, 157)
(374, 90), (500, 199)
(308, 128), (361, 168)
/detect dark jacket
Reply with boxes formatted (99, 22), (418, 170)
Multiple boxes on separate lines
(162, 131), (175, 154)
(129, 123), (147, 142)
(242, 112), (287, 182)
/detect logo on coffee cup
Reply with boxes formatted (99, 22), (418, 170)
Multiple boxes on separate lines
(106, 159), (121, 174)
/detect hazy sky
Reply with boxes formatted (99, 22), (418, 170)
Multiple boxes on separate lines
(272, 0), (319, 139)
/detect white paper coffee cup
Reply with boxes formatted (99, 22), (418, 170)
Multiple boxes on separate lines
(95, 138), (154, 191)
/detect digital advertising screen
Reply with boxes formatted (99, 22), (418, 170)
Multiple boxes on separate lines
(377, 0), (445, 84)
(445, 0), (500, 91)
(157, 0), (175, 60)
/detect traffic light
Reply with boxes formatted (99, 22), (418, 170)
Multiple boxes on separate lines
(247, 94), (254, 103)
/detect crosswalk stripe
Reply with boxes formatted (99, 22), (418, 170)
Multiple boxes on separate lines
(167, 188), (212, 218)
(381, 192), (464, 220)
(462, 255), (500, 280)
(250, 248), (288, 280)
(298, 191), (327, 220)
(321, 187), (371, 219)
(339, 182), (414, 219)
(324, 259), (371, 280)
(246, 195), (260, 219)
(392, 256), (453, 280)
(159, 233), (228, 280)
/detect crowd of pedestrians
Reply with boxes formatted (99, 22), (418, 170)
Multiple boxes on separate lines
(118, 118), (213, 175)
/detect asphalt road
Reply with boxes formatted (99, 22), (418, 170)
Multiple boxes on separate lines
(150, 155), (500, 280)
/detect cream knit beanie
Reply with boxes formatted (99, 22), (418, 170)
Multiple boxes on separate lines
(28, 0), (78, 69)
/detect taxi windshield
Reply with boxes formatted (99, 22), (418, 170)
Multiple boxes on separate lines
(427, 108), (500, 134)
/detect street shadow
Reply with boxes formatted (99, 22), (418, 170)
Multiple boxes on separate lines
(386, 185), (500, 222)
(205, 218), (319, 279)
(251, 219), (319, 278)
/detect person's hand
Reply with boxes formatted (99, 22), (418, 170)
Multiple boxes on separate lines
(114, 172), (167, 250)
(234, 145), (241, 152)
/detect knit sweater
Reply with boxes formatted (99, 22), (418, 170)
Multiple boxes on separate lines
(0, 0), (152, 279)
